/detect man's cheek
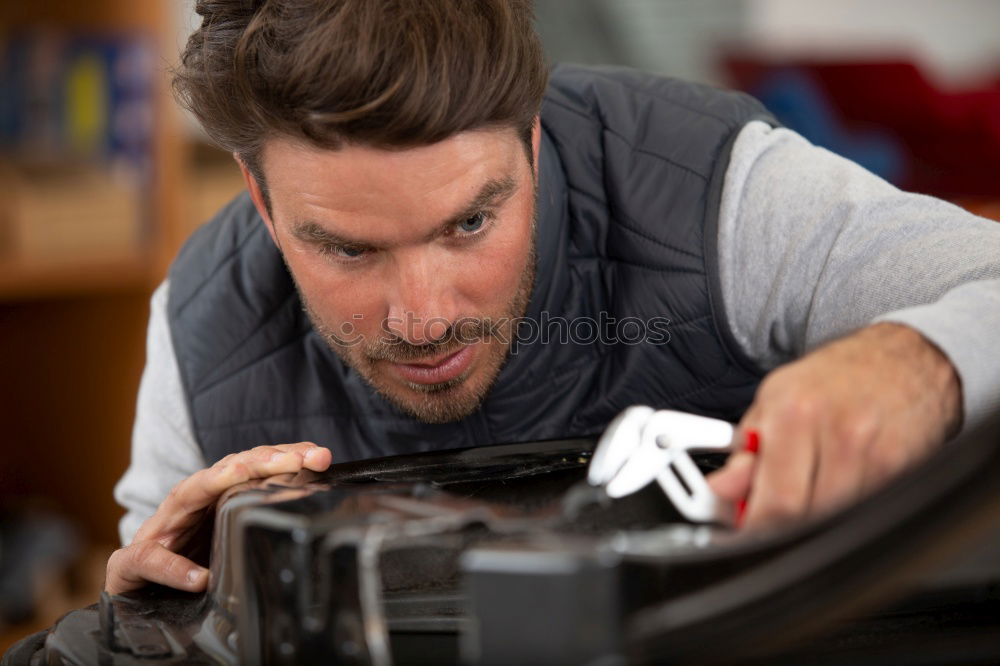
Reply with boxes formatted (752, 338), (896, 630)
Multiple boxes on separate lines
(478, 239), (527, 288)
(332, 314), (368, 346)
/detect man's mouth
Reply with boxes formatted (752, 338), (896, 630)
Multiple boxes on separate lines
(387, 345), (476, 386)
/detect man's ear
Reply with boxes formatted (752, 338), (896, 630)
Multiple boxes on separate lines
(235, 154), (279, 246)
(531, 116), (541, 186)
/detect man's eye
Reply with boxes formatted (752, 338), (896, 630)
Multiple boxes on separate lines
(457, 212), (488, 234)
(325, 244), (368, 260)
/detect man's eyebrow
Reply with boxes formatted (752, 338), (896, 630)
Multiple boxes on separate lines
(430, 175), (517, 240)
(288, 175), (518, 249)
(289, 220), (355, 247)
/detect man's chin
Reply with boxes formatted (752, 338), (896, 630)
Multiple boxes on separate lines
(368, 342), (506, 423)
(377, 380), (486, 424)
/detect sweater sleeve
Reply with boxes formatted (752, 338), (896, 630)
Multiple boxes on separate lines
(716, 120), (1000, 430)
(113, 280), (205, 546)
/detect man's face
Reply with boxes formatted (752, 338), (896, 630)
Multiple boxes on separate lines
(242, 125), (539, 423)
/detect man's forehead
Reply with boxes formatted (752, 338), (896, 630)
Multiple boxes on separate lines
(261, 127), (522, 188)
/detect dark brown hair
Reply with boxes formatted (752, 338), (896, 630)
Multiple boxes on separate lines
(174, 0), (549, 209)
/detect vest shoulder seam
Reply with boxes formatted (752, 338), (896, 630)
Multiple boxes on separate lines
(606, 128), (710, 181)
(545, 96), (712, 181)
(564, 182), (704, 262)
(551, 66), (740, 129)
(171, 221), (264, 316)
(193, 303), (310, 396)
(701, 114), (772, 377)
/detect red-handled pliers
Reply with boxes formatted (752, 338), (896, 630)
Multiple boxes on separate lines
(587, 406), (750, 525)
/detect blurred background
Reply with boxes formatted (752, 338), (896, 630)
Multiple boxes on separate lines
(1, 0), (998, 650)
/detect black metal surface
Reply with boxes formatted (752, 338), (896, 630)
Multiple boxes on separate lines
(625, 412), (1000, 665)
(464, 541), (624, 666)
(11, 423), (1000, 665)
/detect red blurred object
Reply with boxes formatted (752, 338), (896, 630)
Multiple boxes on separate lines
(736, 498), (747, 526)
(723, 55), (1000, 198)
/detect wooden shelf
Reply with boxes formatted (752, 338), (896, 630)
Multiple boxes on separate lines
(0, 1), (168, 33)
(0, 2), (185, 635)
(0, 252), (155, 302)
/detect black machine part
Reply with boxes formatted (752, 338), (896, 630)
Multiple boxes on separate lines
(9, 409), (1000, 665)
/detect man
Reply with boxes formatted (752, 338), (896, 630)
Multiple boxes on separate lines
(107, 0), (1000, 595)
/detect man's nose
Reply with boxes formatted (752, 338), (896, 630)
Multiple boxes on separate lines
(384, 251), (459, 345)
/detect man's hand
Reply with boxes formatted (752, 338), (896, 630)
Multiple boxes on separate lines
(105, 442), (332, 595)
(709, 323), (962, 529)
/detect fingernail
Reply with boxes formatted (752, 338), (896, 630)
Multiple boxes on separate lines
(306, 447), (330, 463)
(187, 567), (208, 585)
(744, 430), (760, 454)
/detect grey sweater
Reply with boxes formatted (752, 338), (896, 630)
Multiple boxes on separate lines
(114, 121), (1000, 545)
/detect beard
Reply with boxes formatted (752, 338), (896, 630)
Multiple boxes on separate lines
(296, 224), (537, 425)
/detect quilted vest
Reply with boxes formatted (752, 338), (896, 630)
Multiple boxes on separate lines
(168, 65), (774, 464)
